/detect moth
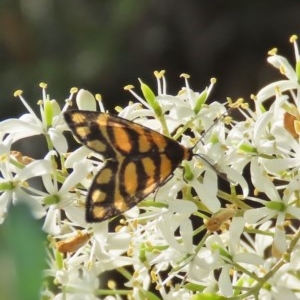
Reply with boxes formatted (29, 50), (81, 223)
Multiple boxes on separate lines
(56, 231), (91, 253)
(64, 110), (194, 222)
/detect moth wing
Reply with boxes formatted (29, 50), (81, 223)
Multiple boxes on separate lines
(64, 110), (186, 157)
(86, 159), (119, 222)
(85, 151), (180, 222)
(64, 110), (118, 158)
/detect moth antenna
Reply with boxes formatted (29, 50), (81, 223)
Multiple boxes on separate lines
(191, 108), (232, 151)
(193, 153), (230, 182)
(191, 107), (232, 182)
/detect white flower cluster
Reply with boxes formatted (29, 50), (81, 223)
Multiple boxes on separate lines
(0, 35), (300, 299)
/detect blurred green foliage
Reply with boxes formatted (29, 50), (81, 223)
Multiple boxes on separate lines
(0, 203), (46, 300)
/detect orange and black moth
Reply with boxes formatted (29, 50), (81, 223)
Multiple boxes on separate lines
(64, 110), (193, 222)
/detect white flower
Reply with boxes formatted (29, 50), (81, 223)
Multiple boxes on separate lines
(245, 171), (300, 257)
(0, 86), (69, 152)
(0, 138), (50, 223)
(41, 158), (91, 234)
(2, 36), (300, 299)
(205, 217), (264, 297)
(53, 268), (99, 300)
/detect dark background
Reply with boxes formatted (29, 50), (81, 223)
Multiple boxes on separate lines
(0, 0), (299, 119)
